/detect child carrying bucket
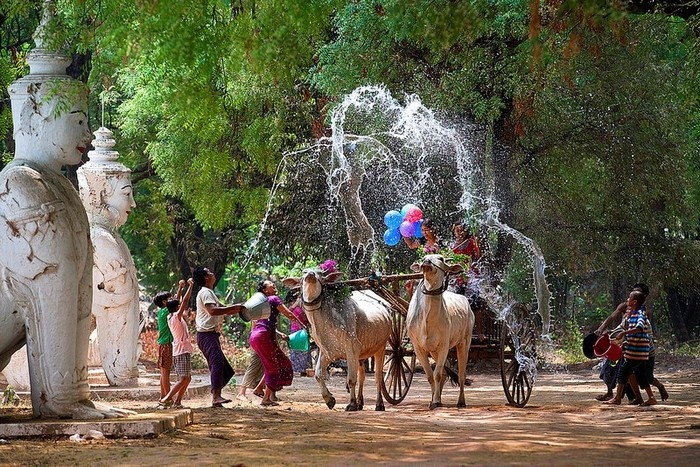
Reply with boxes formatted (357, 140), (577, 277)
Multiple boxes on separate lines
(605, 291), (654, 406)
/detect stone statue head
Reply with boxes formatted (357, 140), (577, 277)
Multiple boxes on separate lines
(7, 1), (91, 170)
(77, 128), (136, 228)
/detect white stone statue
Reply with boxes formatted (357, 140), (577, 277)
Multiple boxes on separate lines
(0, 1), (128, 418)
(77, 127), (140, 386)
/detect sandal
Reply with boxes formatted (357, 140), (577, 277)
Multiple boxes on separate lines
(211, 403), (224, 408)
(157, 400), (173, 409)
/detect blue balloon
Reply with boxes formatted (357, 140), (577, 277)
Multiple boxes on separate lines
(383, 210), (403, 229)
(383, 228), (401, 246)
(400, 203), (418, 218)
(414, 219), (424, 238)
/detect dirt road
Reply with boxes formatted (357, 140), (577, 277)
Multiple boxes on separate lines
(2, 364), (700, 466)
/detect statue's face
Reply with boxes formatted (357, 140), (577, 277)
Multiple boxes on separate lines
(50, 103), (91, 167)
(108, 177), (136, 227)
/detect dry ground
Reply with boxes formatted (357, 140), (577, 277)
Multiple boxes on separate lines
(1, 359), (700, 466)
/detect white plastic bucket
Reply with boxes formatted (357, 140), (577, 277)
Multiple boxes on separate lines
(240, 292), (271, 322)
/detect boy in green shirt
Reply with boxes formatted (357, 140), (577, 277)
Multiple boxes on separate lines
(153, 280), (185, 402)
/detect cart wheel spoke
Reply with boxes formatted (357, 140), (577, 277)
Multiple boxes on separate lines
(500, 304), (537, 408)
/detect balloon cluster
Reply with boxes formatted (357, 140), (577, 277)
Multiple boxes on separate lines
(383, 204), (424, 246)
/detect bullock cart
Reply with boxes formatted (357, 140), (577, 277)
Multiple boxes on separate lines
(327, 272), (538, 408)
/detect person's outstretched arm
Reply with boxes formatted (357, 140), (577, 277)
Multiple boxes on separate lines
(174, 279), (186, 300)
(205, 302), (245, 316)
(596, 301), (627, 335)
(277, 304), (308, 330)
(177, 278), (194, 320)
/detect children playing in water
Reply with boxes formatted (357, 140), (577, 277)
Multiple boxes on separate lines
(595, 283), (668, 403)
(606, 290), (654, 406)
(159, 278), (195, 408)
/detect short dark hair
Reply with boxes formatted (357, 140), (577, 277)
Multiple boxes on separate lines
(633, 283), (650, 297)
(630, 290), (646, 306)
(257, 280), (270, 293)
(193, 267), (208, 287)
(166, 299), (180, 314)
(153, 291), (170, 308)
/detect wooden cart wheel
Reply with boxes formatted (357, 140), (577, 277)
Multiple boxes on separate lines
(381, 310), (416, 405)
(499, 304), (537, 407)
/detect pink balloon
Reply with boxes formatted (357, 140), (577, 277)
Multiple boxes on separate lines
(405, 206), (423, 223)
(399, 220), (414, 238)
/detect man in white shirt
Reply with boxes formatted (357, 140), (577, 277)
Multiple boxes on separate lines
(192, 266), (244, 407)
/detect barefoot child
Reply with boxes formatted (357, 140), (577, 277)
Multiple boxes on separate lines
(160, 278), (195, 408)
(606, 290), (653, 406)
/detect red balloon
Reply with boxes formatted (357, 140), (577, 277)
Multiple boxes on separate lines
(404, 206), (423, 223)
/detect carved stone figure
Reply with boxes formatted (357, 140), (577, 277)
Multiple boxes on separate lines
(0, 1), (127, 418)
(77, 127), (140, 386)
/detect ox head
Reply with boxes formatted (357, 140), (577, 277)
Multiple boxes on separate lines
(410, 254), (463, 293)
(283, 268), (344, 307)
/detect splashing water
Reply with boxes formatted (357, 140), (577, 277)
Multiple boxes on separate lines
(248, 85), (553, 384)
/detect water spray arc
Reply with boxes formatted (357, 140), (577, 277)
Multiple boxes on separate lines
(247, 86), (551, 389)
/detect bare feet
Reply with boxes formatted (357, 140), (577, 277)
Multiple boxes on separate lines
(640, 397), (658, 407)
(260, 400), (279, 407)
(595, 393), (613, 402)
(628, 398), (643, 405)
(604, 398), (621, 405)
(212, 397), (232, 405)
(235, 394), (249, 402)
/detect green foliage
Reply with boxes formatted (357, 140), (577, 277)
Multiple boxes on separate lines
(555, 319), (587, 364)
(571, 291), (611, 330)
(502, 247), (535, 304)
(675, 341), (700, 357)
(2, 0), (700, 342)
(518, 14), (700, 290)
(120, 177), (176, 293)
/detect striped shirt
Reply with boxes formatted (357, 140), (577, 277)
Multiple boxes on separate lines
(622, 309), (650, 361)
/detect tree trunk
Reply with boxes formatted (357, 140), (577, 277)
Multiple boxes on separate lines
(666, 286), (690, 343)
(611, 275), (625, 309)
(683, 291), (700, 338)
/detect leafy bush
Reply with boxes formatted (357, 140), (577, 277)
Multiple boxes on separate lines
(555, 319), (587, 364)
(674, 341), (700, 358)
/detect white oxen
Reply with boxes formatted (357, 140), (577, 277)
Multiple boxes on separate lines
(407, 254), (475, 409)
(283, 269), (391, 411)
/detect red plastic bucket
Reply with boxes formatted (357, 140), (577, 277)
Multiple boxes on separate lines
(606, 342), (623, 360)
(594, 334), (622, 361)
